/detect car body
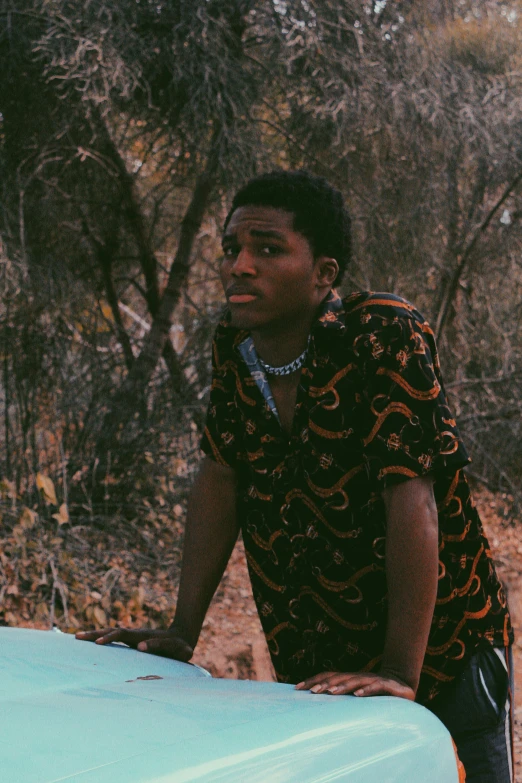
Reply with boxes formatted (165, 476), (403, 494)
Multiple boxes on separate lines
(1, 627), (462, 782)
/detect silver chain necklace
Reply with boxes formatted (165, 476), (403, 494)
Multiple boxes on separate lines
(258, 337), (311, 376)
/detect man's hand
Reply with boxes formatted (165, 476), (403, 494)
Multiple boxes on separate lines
(295, 671), (415, 700)
(75, 628), (193, 660)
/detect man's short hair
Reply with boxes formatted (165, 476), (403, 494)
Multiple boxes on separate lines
(224, 170), (352, 286)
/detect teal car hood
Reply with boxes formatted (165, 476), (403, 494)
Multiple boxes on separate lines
(0, 628), (459, 782)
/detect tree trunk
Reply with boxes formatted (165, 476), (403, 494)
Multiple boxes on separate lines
(95, 132), (221, 458)
(90, 109), (199, 410)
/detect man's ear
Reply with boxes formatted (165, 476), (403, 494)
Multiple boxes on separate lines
(315, 256), (339, 288)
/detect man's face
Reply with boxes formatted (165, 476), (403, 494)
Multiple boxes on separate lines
(220, 205), (325, 333)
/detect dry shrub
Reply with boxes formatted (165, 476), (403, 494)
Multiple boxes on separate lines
(440, 16), (520, 74)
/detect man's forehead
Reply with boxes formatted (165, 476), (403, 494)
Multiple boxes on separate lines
(223, 205), (295, 238)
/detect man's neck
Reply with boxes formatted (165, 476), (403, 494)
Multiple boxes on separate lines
(251, 319), (313, 368)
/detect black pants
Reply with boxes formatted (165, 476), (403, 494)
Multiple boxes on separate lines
(429, 643), (514, 783)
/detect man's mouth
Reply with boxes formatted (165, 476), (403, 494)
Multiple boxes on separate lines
(228, 293), (257, 303)
(226, 286), (259, 304)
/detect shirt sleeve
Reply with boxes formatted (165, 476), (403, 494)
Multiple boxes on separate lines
(199, 339), (240, 469)
(357, 312), (470, 491)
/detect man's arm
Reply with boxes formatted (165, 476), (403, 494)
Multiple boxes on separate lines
(76, 457), (239, 658)
(296, 475), (439, 699)
(377, 475), (439, 693)
(165, 456), (239, 650)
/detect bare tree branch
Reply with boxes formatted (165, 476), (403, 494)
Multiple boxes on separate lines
(435, 168), (522, 340)
(95, 129), (222, 456)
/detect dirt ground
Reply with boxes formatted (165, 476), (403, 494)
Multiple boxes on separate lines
(192, 487), (522, 779)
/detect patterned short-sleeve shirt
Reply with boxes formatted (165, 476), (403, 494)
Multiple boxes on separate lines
(200, 290), (513, 705)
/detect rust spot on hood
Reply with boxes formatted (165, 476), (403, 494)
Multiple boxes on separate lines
(137, 675), (163, 681)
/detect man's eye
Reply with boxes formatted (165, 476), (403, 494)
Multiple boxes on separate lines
(260, 245), (282, 256)
(222, 246), (238, 258)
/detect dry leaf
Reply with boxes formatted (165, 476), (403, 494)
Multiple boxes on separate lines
(52, 503), (69, 525)
(0, 478), (17, 500)
(93, 606), (107, 626)
(36, 473), (58, 505)
(19, 507), (37, 529)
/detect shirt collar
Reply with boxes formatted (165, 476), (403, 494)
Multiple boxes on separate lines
(312, 288), (346, 335)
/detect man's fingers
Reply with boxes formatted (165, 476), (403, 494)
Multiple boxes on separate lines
(94, 629), (126, 645)
(76, 628), (115, 642)
(326, 676), (375, 695)
(353, 679), (415, 700)
(295, 671), (415, 699)
(313, 676), (359, 693)
(76, 628), (148, 647)
(297, 673), (360, 694)
(352, 680), (387, 697)
(138, 636), (193, 661)
(76, 628), (141, 647)
(328, 676), (415, 699)
(295, 672), (338, 691)
(351, 681), (395, 697)
(75, 627), (194, 662)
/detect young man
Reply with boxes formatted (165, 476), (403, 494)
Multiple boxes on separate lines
(78, 171), (514, 782)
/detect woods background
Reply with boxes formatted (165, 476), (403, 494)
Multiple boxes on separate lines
(1, 0), (522, 639)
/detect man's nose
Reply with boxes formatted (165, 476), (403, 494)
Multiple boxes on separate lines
(231, 249), (256, 277)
